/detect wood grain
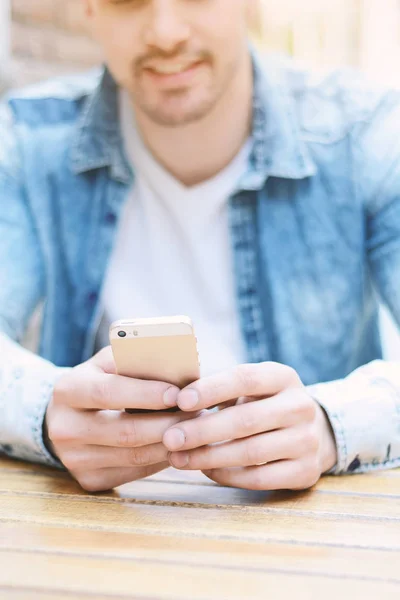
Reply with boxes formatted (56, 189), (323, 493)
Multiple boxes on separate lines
(1, 456), (399, 599)
(1, 521), (399, 581)
(3, 491), (400, 548)
(2, 549), (400, 600)
(2, 470), (400, 522)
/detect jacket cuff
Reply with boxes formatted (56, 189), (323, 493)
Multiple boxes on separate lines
(1, 365), (71, 470)
(0, 333), (71, 469)
(307, 361), (400, 475)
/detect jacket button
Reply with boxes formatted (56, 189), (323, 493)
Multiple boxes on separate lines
(105, 212), (117, 224)
(87, 291), (98, 305)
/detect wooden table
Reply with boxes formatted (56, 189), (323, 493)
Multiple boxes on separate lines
(0, 456), (399, 600)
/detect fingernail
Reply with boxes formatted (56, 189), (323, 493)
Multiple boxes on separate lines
(178, 389), (199, 411)
(169, 452), (189, 469)
(163, 386), (178, 408)
(163, 428), (186, 451)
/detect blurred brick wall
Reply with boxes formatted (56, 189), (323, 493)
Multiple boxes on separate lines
(11, 0), (102, 85)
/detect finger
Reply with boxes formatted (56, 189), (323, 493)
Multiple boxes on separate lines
(90, 346), (118, 375)
(163, 390), (315, 452)
(54, 409), (197, 449)
(58, 368), (180, 411)
(62, 442), (168, 472)
(168, 428), (310, 470)
(176, 362), (302, 411)
(74, 462), (170, 493)
(203, 458), (321, 491)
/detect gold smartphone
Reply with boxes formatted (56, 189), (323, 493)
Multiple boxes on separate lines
(109, 316), (200, 413)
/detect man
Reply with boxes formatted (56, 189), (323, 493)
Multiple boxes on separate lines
(0, 0), (399, 493)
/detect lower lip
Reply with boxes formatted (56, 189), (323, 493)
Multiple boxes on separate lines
(143, 61), (205, 89)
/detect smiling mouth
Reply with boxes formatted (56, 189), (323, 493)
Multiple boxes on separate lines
(144, 60), (204, 76)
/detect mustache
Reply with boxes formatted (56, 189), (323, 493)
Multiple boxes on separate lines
(135, 48), (212, 71)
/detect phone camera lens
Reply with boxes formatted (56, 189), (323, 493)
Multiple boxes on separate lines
(118, 331), (127, 338)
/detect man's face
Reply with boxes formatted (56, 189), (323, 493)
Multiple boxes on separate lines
(85, 0), (250, 127)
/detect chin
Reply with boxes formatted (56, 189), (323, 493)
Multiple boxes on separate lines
(145, 99), (217, 127)
(149, 111), (208, 127)
(134, 83), (218, 126)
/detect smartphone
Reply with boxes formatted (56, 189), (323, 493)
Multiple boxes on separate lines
(109, 316), (200, 413)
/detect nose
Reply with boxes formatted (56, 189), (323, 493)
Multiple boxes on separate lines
(144, 0), (191, 53)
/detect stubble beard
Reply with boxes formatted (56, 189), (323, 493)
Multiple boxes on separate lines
(130, 52), (242, 128)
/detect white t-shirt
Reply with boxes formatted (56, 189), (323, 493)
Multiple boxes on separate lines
(97, 91), (251, 377)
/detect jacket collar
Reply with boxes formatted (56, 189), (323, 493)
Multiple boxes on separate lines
(242, 50), (316, 190)
(70, 68), (132, 184)
(70, 48), (316, 187)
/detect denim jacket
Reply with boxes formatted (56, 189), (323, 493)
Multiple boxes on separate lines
(0, 51), (399, 475)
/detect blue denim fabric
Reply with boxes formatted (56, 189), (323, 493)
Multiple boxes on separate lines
(0, 51), (399, 473)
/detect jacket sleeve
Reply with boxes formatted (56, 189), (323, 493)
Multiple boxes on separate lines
(0, 102), (66, 467)
(308, 89), (400, 475)
(0, 333), (68, 468)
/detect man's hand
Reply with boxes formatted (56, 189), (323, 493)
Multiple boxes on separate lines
(162, 363), (338, 491)
(45, 347), (196, 492)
